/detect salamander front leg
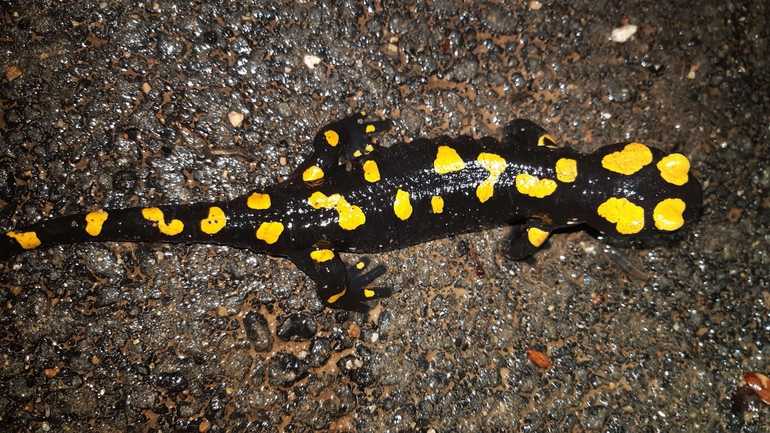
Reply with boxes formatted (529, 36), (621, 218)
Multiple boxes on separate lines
(504, 220), (558, 260)
(502, 119), (557, 148)
(288, 248), (391, 312)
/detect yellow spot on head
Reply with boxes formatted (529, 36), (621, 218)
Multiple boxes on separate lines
(653, 198), (686, 231)
(363, 289), (376, 298)
(538, 134), (557, 148)
(365, 124), (375, 133)
(256, 221), (284, 244)
(85, 210), (108, 236)
(363, 160), (380, 183)
(597, 197), (645, 235)
(555, 158), (578, 183)
(308, 191), (366, 230)
(310, 249), (335, 263)
(200, 206), (226, 235)
(327, 287), (347, 304)
(324, 130), (339, 147)
(527, 227), (550, 247)
(7, 231), (41, 250)
(142, 208), (184, 236)
(657, 153), (690, 186)
(477, 153), (508, 203)
(303, 165), (324, 182)
(393, 189), (413, 220)
(602, 143), (653, 175)
(434, 146), (466, 175)
(247, 193), (271, 210)
(431, 195), (444, 214)
(515, 174), (557, 198)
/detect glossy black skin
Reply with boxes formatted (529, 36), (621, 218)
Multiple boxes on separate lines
(0, 114), (703, 311)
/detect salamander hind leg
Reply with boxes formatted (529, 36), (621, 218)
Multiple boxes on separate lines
(288, 248), (391, 313)
(295, 112), (392, 183)
(502, 119), (557, 148)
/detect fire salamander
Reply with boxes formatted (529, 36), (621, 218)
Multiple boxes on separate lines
(0, 112), (703, 312)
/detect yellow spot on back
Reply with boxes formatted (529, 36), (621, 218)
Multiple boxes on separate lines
(434, 146), (466, 175)
(310, 249), (335, 263)
(324, 130), (339, 147)
(477, 153), (508, 203)
(538, 134), (557, 148)
(365, 144), (374, 152)
(527, 227), (550, 247)
(142, 208), (184, 236)
(303, 165), (324, 182)
(327, 287), (347, 304)
(7, 231), (41, 250)
(602, 143), (653, 175)
(654, 198), (686, 231)
(393, 189), (413, 220)
(597, 197), (645, 235)
(365, 124), (375, 133)
(256, 221), (284, 244)
(247, 193), (271, 210)
(555, 158), (578, 183)
(308, 191), (366, 230)
(85, 210), (108, 236)
(515, 174), (557, 198)
(364, 289), (376, 298)
(363, 160), (380, 183)
(431, 195), (444, 214)
(356, 261), (365, 270)
(353, 150), (362, 158)
(657, 153), (690, 186)
(200, 206), (226, 235)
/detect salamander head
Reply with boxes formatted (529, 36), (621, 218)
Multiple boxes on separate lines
(580, 142), (703, 237)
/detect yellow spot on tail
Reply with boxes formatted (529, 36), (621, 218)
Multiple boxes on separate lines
(363, 160), (380, 183)
(327, 287), (347, 304)
(597, 197), (645, 235)
(324, 130), (339, 147)
(85, 210), (108, 236)
(515, 173), (557, 198)
(527, 227), (550, 247)
(247, 193), (271, 210)
(7, 231), (41, 250)
(365, 124), (375, 133)
(142, 208), (184, 236)
(434, 146), (466, 175)
(364, 289), (376, 298)
(477, 153), (508, 203)
(200, 206), (226, 235)
(308, 192), (365, 230)
(431, 196), (444, 214)
(657, 153), (690, 186)
(303, 165), (324, 182)
(555, 158), (578, 183)
(393, 189), (413, 220)
(602, 143), (653, 175)
(256, 221), (284, 244)
(653, 198), (686, 231)
(538, 134), (557, 148)
(310, 249), (335, 263)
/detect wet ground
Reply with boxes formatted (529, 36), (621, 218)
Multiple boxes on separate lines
(1, 1), (769, 432)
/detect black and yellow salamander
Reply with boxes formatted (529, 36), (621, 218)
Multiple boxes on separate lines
(0, 112), (703, 312)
